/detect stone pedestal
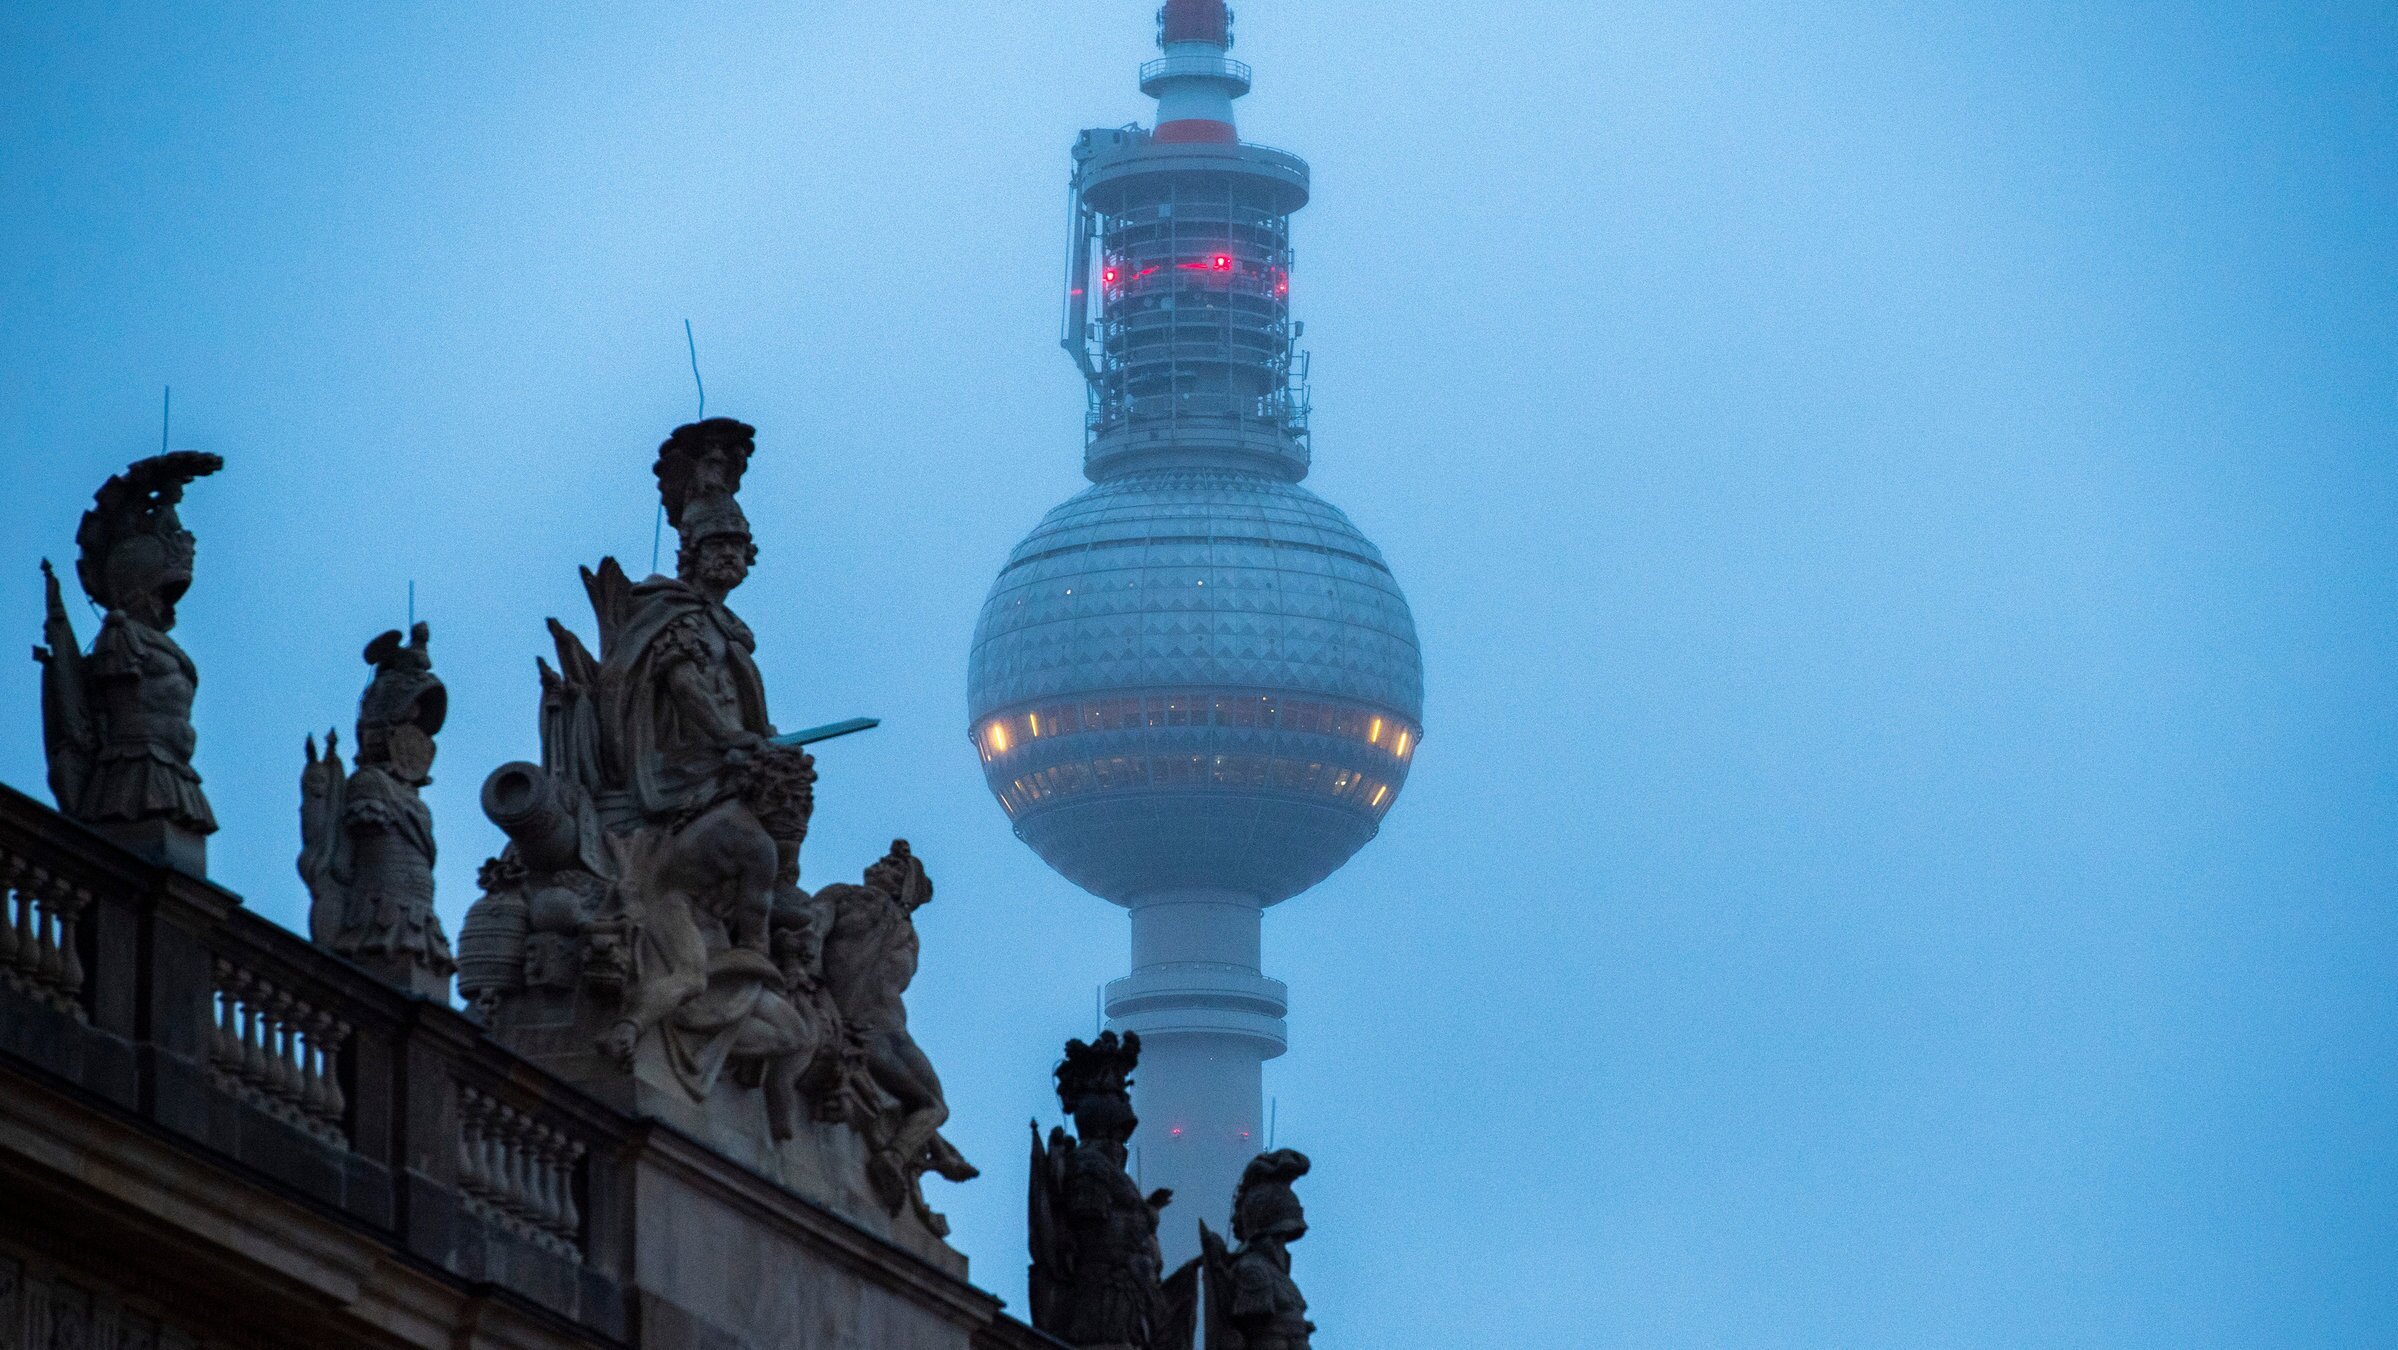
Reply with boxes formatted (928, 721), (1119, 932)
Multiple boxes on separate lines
(628, 1132), (987, 1350)
(356, 953), (451, 1003)
(486, 983), (965, 1272)
(91, 818), (205, 877)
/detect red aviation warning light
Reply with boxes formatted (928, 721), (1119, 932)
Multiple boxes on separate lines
(1212, 253), (1233, 271)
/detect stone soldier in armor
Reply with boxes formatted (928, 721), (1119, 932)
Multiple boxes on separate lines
(602, 419), (782, 843)
(298, 622), (454, 998)
(584, 418), (822, 1084)
(1192, 1150), (1317, 1350)
(1029, 1030), (1175, 1348)
(35, 451), (224, 873)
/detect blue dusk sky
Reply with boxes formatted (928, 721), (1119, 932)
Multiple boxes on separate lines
(3, 3), (2393, 1345)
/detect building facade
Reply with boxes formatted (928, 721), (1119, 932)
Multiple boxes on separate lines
(0, 782), (1062, 1350)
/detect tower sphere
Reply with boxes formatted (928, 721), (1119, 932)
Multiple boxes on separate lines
(968, 466), (1422, 908)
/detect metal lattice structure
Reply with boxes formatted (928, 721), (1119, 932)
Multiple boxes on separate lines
(1063, 134), (1314, 481)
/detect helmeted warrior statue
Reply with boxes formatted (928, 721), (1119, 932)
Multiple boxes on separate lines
(453, 418), (972, 1251)
(573, 419), (824, 1098)
(34, 451), (224, 874)
(1186, 1151), (1316, 1350)
(1029, 1030), (1175, 1349)
(298, 622), (455, 998)
(599, 418), (788, 853)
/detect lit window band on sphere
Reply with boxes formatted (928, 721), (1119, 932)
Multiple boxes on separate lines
(968, 468), (1422, 906)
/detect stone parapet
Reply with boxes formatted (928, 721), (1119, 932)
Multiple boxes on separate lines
(0, 779), (1051, 1349)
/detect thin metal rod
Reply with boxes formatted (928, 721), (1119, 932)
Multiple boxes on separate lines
(160, 386), (170, 453)
(654, 319), (707, 577)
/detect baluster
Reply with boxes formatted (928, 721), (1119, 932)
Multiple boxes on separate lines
(286, 996), (312, 1117)
(479, 1100), (507, 1218)
(510, 1112), (539, 1227)
(292, 998), (326, 1122)
(210, 961), (241, 1079)
(10, 862), (39, 989)
(481, 1101), (510, 1210)
(520, 1114), (548, 1234)
(235, 974), (268, 1105)
(483, 1105), (512, 1222)
(558, 1137), (585, 1242)
(552, 1129), (576, 1238)
(473, 1091), (495, 1197)
(293, 1013), (323, 1125)
(536, 1127), (562, 1242)
(270, 991), (304, 1118)
(252, 986), (283, 1113)
(27, 866), (62, 999)
(0, 854), (23, 975)
(233, 983), (257, 1098)
(532, 1124), (564, 1235)
(52, 883), (88, 1015)
(312, 1010), (349, 1136)
(502, 1108), (533, 1225)
(456, 1089), (483, 1196)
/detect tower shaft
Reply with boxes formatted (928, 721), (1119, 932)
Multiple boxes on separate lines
(1105, 890), (1286, 1251)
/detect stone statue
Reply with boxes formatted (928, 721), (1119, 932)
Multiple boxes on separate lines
(817, 840), (979, 1233)
(297, 622), (455, 999)
(1185, 1151), (1316, 1350)
(592, 825), (833, 1142)
(1029, 1030), (1175, 1349)
(452, 418), (971, 1247)
(33, 452), (223, 873)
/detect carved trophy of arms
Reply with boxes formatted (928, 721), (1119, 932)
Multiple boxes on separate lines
(33, 559), (96, 814)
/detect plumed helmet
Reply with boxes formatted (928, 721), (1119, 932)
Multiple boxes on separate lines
(1231, 1148), (1310, 1243)
(73, 451), (222, 614)
(1054, 1030), (1143, 1142)
(654, 417), (756, 543)
(356, 622), (446, 770)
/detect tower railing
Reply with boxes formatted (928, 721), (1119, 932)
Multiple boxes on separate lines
(1138, 54), (1253, 94)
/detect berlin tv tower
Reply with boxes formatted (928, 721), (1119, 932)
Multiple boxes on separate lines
(969, 0), (1423, 1259)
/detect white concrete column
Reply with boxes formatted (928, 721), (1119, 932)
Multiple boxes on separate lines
(1104, 890), (1286, 1267)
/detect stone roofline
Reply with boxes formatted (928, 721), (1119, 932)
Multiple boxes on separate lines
(0, 778), (1065, 1350)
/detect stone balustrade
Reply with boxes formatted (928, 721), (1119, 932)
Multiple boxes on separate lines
(457, 1082), (586, 1257)
(0, 779), (1072, 1350)
(208, 957), (349, 1146)
(0, 846), (89, 1019)
(0, 780), (629, 1339)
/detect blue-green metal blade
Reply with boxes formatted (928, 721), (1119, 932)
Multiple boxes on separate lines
(769, 717), (881, 748)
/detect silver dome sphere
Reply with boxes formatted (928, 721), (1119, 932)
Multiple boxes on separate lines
(968, 466), (1423, 906)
